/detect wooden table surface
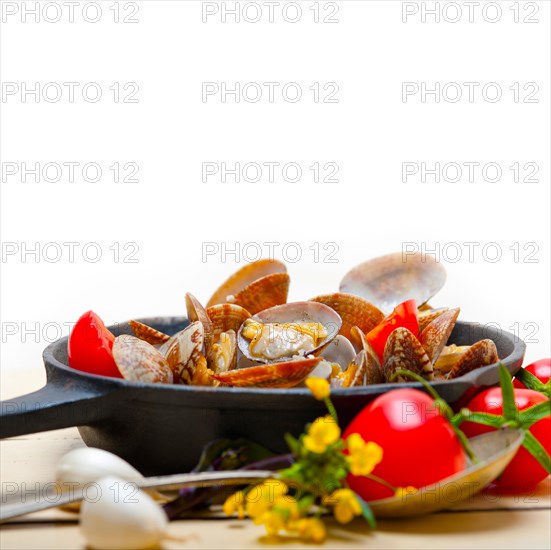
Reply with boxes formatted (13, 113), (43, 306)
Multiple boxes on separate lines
(1, 369), (550, 550)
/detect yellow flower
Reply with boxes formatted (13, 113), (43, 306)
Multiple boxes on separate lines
(273, 496), (300, 522)
(394, 486), (418, 499)
(246, 479), (288, 519)
(256, 510), (286, 535)
(346, 433), (383, 476)
(305, 377), (330, 400)
(303, 415), (341, 454)
(290, 518), (327, 543)
(323, 489), (362, 524)
(254, 496), (299, 536)
(223, 490), (246, 519)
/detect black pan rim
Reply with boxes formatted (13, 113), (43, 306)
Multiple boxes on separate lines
(42, 317), (526, 397)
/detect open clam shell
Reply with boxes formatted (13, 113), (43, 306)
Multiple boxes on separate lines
(113, 335), (173, 384)
(306, 360), (334, 381)
(206, 303), (251, 337)
(229, 272), (290, 315)
(129, 320), (171, 345)
(309, 293), (384, 340)
(419, 307), (460, 363)
(418, 307), (449, 333)
(349, 326), (383, 384)
(434, 344), (471, 373)
(383, 327), (433, 382)
(339, 252), (447, 314)
(210, 356), (322, 388)
(207, 259), (287, 308)
(335, 350), (368, 388)
(164, 321), (205, 384)
(449, 339), (499, 379)
(207, 329), (237, 373)
(185, 293), (214, 354)
(237, 301), (342, 363)
(318, 335), (356, 368)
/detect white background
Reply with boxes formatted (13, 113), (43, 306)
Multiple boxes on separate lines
(1, 0), (549, 389)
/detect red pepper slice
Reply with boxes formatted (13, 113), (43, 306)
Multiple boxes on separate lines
(366, 299), (419, 363)
(68, 310), (122, 378)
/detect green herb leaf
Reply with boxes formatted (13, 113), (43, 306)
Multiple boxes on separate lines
(518, 400), (551, 428)
(284, 433), (300, 456)
(355, 494), (376, 529)
(522, 431), (551, 473)
(499, 364), (518, 421)
(298, 494), (316, 513)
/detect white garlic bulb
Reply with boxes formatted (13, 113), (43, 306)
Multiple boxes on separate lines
(56, 447), (143, 489)
(80, 475), (168, 550)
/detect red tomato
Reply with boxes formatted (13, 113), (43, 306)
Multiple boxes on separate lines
(462, 388), (551, 491)
(514, 358), (551, 389)
(344, 389), (466, 501)
(68, 311), (121, 378)
(366, 299), (419, 363)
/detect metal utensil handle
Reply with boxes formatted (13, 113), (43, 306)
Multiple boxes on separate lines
(0, 470), (275, 523)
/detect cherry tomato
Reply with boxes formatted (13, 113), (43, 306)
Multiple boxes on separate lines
(344, 389), (466, 501)
(68, 311), (121, 378)
(514, 358), (551, 389)
(461, 388), (551, 491)
(366, 299), (419, 363)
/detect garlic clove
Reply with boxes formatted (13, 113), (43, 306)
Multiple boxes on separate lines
(56, 448), (143, 490)
(80, 475), (168, 550)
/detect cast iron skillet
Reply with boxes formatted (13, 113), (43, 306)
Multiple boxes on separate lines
(0, 317), (525, 475)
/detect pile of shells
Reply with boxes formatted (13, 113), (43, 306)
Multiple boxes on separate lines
(111, 255), (499, 388)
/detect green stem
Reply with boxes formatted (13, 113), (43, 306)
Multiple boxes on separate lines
(365, 473), (398, 493)
(452, 426), (479, 464)
(515, 368), (551, 397)
(390, 370), (441, 401)
(324, 397), (339, 424)
(518, 400), (551, 427)
(453, 409), (505, 429)
(498, 364), (518, 421)
(523, 431), (551, 473)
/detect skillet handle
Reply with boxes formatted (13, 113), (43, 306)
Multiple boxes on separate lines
(0, 382), (115, 438)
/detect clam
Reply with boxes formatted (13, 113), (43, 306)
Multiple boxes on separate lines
(448, 339), (498, 379)
(307, 360), (334, 381)
(314, 335), (355, 386)
(129, 320), (171, 345)
(383, 328), (434, 382)
(227, 272), (290, 315)
(113, 335), (173, 384)
(339, 252), (447, 314)
(350, 326), (384, 385)
(206, 303), (251, 337)
(418, 307), (449, 333)
(185, 293), (214, 354)
(207, 259), (289, 314)
(419, 308), (460, 363)
(318, 335), (356, 366)
(434, 344), (471, 373)
(210, 356), (322, 388)
(382, 308), (499, 383)
(207, 329), (237, 373)
(237, 301), (342, 363)
(164, 321), (212, 384)
(335, 350), (368, 388)
(309, 293), (384, 340)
